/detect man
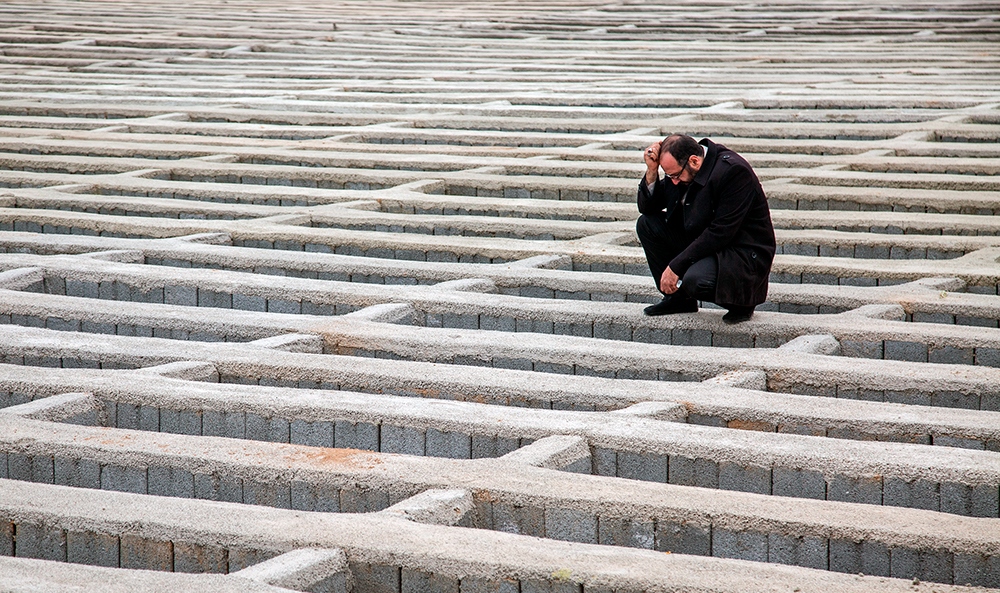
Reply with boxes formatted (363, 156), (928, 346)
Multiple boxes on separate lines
(636, 134), (775, 324)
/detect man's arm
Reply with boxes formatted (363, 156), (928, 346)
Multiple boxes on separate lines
(637, 143), (663, 215)
(668, 164), (759, 276)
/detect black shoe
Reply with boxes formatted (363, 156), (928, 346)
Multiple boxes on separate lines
(722, 307), (754, 324)
(643, 297), (698, 317)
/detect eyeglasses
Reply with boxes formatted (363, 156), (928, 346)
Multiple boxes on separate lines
(664, 156), (690, 180)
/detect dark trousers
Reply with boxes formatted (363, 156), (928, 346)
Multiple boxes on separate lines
(636, 214), (720, 305)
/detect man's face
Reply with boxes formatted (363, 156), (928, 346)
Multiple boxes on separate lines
(659, 153), (698, 185)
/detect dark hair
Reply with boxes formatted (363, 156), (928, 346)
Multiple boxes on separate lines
(658, 134), (701, 163)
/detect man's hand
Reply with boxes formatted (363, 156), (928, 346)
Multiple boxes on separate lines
(659, 266), (680, 294)
(643, 143), (660, 185)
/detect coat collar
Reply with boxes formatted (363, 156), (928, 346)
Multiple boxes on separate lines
(691, 138), (718, 187)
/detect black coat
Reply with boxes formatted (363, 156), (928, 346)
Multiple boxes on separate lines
(637, 139), (776, 307)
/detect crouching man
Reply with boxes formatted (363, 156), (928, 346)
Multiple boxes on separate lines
(637, 134), (776, 324)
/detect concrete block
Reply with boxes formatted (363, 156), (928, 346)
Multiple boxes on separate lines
(492, 502), (545, 536)
(718, 462), (771, 495)
(53, 457), (100, 488)
(460, 577), (520, 593)
(233, 294), (267, 311)
(267, 298), (301, 314)
(350, 563), (400, 593)
(164, 284), (198, 306)
(159, 408), (181, 434)
(14, 523), (66, 561)
(244, 479), (291, 509)
(592, 447), (616, 477)
(291, 481), (340, 513)
(827, 475), (882, 504)
(147, 465), (195, 498)
(45, 317), (80, 332)
(889, 547), (953, 583)
(246, 412), (269, 441)
(712, 333), (754, 348)
(198, 289), (232, 308)
(81, 320), (116, 334)
(690, 329), (712, 346)
(203, 410), (226, 437)
(655, 521), (711, 555)
(493, 357), (533, 371)
(66, 279), (99, 298)
(173, 541), (227, 573)
(270, 417), (292, 443)
(953, 553), (1000, 588)
(523, 579), (582, 593)
(940, 483), (1000, 517)
(426, 428), (472, 459)
(593, 322), (631, 341)
(101, 464), (147, 494)
(975, 347), (1000, 367)
(116, 402), (140, 429)
(380, 424), (425, 455)
(30, 454), (54, 484)
(927, 344), (975, 365)
(339, 486), (390, 513)
(767, 533), (827, 570)
(335, 420), (379, 451)
(772, 467), (827, 500)
(471, 435), (519, 459)
(829, 539), (890, 576)
(291, 419), (334, 448)
(931, 390), (979, 410)
(841, 340), (883, 359)
(884, 340), (928, 362)
(544, 507), (597, 544)
(886, 389), (931, 407)
(883, 477), (939, 511)
(442, 313), (479, 330)
(228, 547), (276, 573)
(224, 410), (246, 438)
(667, 455), (695, 486)
(955, 315), (998, 327)
(302, 301), (334, 316)
(828, 539), (860, 574)
(66, 530), (119, 567)
(860, 540), (892, 577)
(0, 520), (12, 557)
(712, 528), (768, 562)
(933, 435), (983, 449)
(535, 361), (572, 374)
(194, 473), (243, 502)
(597, 516), (654, 549)
(617, 451), (667, 483)
(138, 405), (159, 431)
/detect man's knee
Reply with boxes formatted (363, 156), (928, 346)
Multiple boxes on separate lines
(680, 257), (718, 301)
(636, 215), (654, 242)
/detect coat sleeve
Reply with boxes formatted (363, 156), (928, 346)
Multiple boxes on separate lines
(637, 177), (665, 216)
(668, 163), (758, 277)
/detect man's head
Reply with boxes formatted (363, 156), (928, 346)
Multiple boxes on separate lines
(658, 134), (702, 185)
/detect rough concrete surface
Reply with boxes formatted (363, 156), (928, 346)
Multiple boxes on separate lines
(1, 0), (999, 591)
